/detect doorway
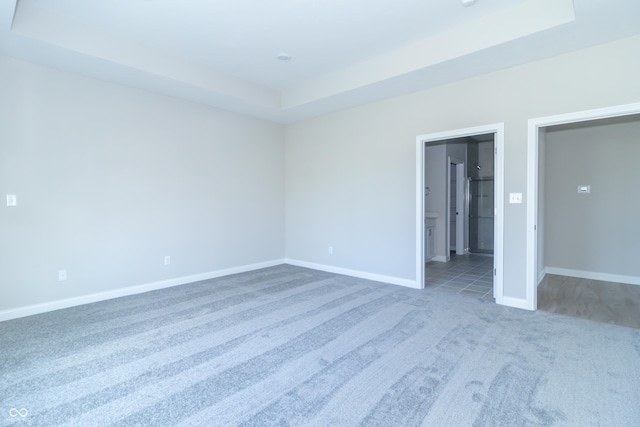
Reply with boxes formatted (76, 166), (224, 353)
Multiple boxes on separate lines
(416, 124), (504, 304)
(526, 102), (640, 311)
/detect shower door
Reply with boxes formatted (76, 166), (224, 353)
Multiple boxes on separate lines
(468, 177), (494, 254)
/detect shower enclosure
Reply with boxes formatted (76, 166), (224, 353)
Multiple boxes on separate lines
(468, 177), (494, 254)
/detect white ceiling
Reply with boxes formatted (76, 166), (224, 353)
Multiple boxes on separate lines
(1, 0), (639, 123)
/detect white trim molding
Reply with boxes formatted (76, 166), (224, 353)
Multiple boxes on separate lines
(545, 267), (640, 286)
(527, 101), (640, 311)
(500, 296), (531, 311)
(285, 259), (417, 289)
(0, 259), (286, 322)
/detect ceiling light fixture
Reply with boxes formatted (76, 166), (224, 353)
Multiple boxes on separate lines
(462, 0), (478, 7)
(276, 53), (292, 61)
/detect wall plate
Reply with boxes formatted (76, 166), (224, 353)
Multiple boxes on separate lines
(577, 185), (590, 194)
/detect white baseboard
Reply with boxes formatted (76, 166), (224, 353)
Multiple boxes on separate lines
(498, 296), (534, 311)
(432, 255), (449, 263)
(545, 267), (640, 286)
(284, 259), (418, 289)
(0, 259), (286, 322)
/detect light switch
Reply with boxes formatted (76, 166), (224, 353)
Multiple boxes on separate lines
(509, 193), (522, 204)
(6, 195), (17, 206)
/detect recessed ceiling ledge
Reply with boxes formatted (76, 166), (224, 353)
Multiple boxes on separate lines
(10, 0), (281, 111)
(281, 0), (575, 110)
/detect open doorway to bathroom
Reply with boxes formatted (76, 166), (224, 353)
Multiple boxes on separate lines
(424, 134), (494, 299)
(416, 124), (504, 304)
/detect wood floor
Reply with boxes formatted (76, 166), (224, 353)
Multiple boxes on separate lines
(537, 274), (640, 329)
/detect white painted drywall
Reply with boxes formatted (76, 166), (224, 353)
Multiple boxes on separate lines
(446, 144), (467, 167)
(2, 33), (640, 312)
(544, 116), (640, 277)
(426, 144), (447, 259)
(477, 141), (494, 178)
(447, 143), (467, 255)
(0, 57), (285, 312)
(284, 34), (640, 299)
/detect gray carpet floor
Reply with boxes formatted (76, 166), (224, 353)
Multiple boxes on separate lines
(1, 265), (639, 426)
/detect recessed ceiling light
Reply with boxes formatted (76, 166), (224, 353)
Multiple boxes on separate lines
(276, 53), (292, 61)
(462, 0), (478, 6)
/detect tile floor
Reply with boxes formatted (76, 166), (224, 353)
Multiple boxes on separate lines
(424, 253), (494, 300)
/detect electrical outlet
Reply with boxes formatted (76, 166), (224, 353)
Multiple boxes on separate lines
(6, 195), (17, 206)
(164, 255), (171, 265)
(328, 246), (333, 255)
(58, 270), (67, 281)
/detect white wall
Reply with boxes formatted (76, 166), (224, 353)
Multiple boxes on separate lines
(446, 143), (467, 255)
(0, 57), (285, 313)
(3, 33), (640, 315)
(425, 145), (447, 259)
(446, 143), (467, 165)
(477, 141), (494, 178)
(544, 116), (640, 278)
(284, 34), (640, 300)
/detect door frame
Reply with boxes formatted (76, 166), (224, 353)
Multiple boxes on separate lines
(416, 123), (504, 304)
(526, 102), (640, 311)
(447, 158), (465, 255)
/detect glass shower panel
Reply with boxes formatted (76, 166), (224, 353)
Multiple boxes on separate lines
(469, 178), (494, 254)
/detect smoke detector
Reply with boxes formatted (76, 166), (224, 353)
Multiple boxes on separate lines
(462, 0), (478, 6)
